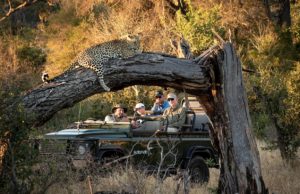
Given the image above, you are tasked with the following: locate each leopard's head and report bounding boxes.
[122,34,142,54]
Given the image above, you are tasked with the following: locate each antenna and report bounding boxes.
[77,102,82,132]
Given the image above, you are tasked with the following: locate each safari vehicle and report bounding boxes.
[37,97,219,183]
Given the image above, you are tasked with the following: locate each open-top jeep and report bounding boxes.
[37,97,219,183]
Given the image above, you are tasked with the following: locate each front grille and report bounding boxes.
[38,139,69,155]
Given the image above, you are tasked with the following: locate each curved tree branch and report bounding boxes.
[22,52,215,126]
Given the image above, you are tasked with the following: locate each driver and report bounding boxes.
[104,104,129,122]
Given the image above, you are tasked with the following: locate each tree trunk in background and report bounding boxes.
[263,0,294,162]
[263,0,272,19]
[18,43,268,193]
[131,85,142,103]
[263,0,291,28]
[278,0,291,28]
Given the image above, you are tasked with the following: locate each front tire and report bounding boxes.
[187,156,209,183]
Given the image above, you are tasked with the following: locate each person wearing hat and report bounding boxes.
[134,103,147,117]
[104,104,129,122]
[162,93,187,132]
[151,90,170,115]
[131,102,148,128]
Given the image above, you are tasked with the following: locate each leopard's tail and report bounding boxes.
[42,61,80,84]
[98,76,111,92]
[94,70,110,91]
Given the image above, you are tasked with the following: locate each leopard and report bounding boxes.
[66,35,141,91]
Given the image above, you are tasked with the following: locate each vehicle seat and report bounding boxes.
[181,109,195,132]
[193,112,211,131]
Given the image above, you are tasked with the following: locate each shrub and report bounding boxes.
[0,79,38,193]
[175,2,224,53]
[247,26,300,162]
[16,46,46,68]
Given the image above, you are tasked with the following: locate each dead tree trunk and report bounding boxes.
[20,43,267,193]
[199,43,268,193]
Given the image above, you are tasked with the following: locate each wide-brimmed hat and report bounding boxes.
[112,104,127,113]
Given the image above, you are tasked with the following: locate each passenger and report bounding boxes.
[134,103,147,117]
[131,103,148,128]
[104,104,129,122]
[151,90,170,115]
[163,93,186,132]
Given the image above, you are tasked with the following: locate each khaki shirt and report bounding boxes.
[163,104,186,129]
[104,114,128,122]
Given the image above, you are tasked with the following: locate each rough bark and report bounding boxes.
[278,0,291,28]
[20,43,268,193]
[202,43,268,193]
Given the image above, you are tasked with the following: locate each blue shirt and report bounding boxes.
[151,100,170,115]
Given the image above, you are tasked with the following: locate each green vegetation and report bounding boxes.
[175,3,224,53]
[0,0,299,193]
[17,46,46,68]
[246,25,300,162]
[0,81,37,193]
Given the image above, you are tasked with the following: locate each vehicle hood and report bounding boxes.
[44,128,130,140]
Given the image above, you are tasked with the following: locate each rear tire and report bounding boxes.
[187,156,209,183]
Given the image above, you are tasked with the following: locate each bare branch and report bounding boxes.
[0,0,38,22]
[7,0,13,12]
[212,28,225,43]
[7,140,19,191]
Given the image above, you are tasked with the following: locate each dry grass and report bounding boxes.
[258,141,300,194]
[41,141,300,194]
[44,168,219,194]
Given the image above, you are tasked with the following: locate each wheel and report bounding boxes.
[187,156,209,183]
[99,152,126,172]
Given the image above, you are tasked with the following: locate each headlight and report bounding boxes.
[78,145,86,155]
